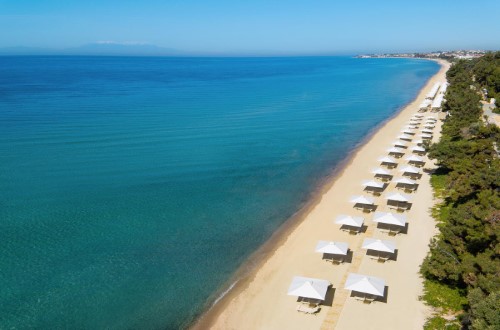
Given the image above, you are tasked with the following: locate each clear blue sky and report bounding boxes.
[0,0,498,54]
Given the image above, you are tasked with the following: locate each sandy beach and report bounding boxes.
[193,59,450,330]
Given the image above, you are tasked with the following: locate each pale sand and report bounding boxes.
[193,59,450,330]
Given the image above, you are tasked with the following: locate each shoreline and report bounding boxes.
[191,59,449,330]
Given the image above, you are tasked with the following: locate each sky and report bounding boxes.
[0,0,499,55]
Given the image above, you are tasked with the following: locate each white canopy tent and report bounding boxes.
[362,180,385,189]
[378,155,398,166]
[394,177,417,186]
[315,241,349,255]
[399,165,421,175]
[349,195,375,205]
[387,147,405,157]
[371,167,393,181]
[335,214,364,227]
[288,276,330,301]
[431,94,444,109]
[373,211,407,226]
[362,238,396,253]
[419,134,433,140]
[406,155,425,167]
[344,273,386,297]
[425,83,441,100]
[419,99,432,110]
[385,192,412,203]
[393,140,408,148]
[398,134,413,141]
[401,129,416,135]
[411,146,426,154]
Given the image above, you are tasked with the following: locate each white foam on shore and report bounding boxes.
[212,280,238,307]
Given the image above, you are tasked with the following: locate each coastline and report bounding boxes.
[191,59,450,330]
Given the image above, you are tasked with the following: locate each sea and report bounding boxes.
[0,56,439,329]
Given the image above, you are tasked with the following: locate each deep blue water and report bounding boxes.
[0,56,438,329]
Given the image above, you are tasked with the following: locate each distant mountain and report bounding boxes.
[0,43,185,56]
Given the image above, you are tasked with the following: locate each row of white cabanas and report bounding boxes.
[288,112,439,310]
[425,82,447,101]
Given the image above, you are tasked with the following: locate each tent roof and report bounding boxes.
[387,147,405,154]
[378,156,397,164]
[385,192,412,202]
[394,177,417,185]
[371,167,391,176]
[349,195,375,205]
[344,273,386,296]
[393,140,408,147]
[405,155,424,162]
[362,238,396,253]
[288,276,330,300]
[399,165,421,174]
[335,214,365,227]
[362,180,385,189]
[373,211,407,226]
[315,241,349,255]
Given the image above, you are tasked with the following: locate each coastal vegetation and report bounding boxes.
[420,52,500,329]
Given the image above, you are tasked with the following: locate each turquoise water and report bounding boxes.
[0,56,438,329]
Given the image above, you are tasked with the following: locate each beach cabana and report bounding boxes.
[419,134,433,140]
[385,192,412,211]
[371,168,393,182]
[418,99,431,112]
[425,83,440,100]
[423,123,435,129]
[399,165,421,179]
[315,241,349,264]
[362,238,396,262]
[335,215,365,234]
[344,273,386,303]
[411,146,426,155]
[392,140,408,149]
[405,154,425,167]
[378,155,398,168]
[426,116,437,121]
[387,147,405,158]
[414,114,424,118]
[400,129,416,135]
[362,180,386,195]
[349,195,376,212]
[397,134,413,141]
[373,211,407,235]
[431,94,444,111]
[421,129,433,134]
[288,276,330,312]
[394,177,418,192]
